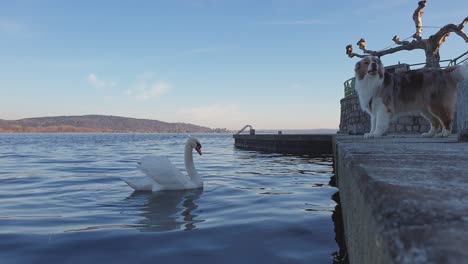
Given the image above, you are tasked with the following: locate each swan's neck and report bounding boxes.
[184,143,202,186]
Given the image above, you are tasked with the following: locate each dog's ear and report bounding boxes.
[355,61,361,73]
[378,68,384,79]
[355,61,366,80]
[377,58,384,79]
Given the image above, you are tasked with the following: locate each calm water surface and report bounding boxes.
[0,134,339,264]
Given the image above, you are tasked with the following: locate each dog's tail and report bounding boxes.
[451,62,468,82]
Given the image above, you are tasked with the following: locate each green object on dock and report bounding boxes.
[343,77,356,98]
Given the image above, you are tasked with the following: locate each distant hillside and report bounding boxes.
[0,115,227,133]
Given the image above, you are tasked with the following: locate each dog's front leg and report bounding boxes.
[364,113,376,138]
[372,105,391,138]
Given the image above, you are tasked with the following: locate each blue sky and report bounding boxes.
[1,0,467,129]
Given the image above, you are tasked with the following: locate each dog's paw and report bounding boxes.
[364,133,374,139]
[435,129,450,138]
[421,128,437,138]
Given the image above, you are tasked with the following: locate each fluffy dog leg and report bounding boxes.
[372,102,391,138]
[422,126,439,137]
[435,129,451,138]
[370,114,376,134]
[421,111,440,137]
[364,113,377,138]
[430,104,453,138]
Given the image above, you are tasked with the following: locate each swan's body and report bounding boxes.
[122,138,203,192]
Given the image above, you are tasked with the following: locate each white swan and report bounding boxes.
[122,137,203,192]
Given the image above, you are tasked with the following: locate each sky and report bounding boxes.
[1,0,467,130]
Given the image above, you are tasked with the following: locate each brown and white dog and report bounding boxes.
[354,56,468,138]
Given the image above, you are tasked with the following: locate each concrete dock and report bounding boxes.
[233,134,333,155]
[334,135,468,264]
[234,133,468,263]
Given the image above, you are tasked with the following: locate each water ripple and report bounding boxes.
[0,133,338,264]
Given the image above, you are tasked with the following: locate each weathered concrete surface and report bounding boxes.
[334,135,468,264]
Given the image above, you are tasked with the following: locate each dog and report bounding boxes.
[354,56,468,138]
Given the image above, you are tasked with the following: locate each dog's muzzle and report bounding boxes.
[368,63,378,75]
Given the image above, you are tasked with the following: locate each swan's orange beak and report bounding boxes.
[195,146,202,155]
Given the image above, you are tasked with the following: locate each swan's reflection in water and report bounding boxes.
[126,188,204,232]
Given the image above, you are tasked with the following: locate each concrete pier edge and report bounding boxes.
[334,135,468,264]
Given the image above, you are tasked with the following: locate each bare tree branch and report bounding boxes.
[456,16,468,42]
[349,40,424,58]
[392,35,410,45]
[412,1,426,40]
[356,38,366,51]
[462,16,468,27]
[346,44,367,58]
[430,17,468,44]
[354,37,425,57]
[355,38,387,56]
[370,41,425,57]
[345,2,467,68]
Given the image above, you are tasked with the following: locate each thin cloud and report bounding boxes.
[351,0,412,15]
[188,0,221,8]
[185,47,220,55]
[425,10,468,25]
[0,19,24,33]
[176,104,247,129]
[126,74,171,101]
[262,19,334,25]
[86,73,116,89]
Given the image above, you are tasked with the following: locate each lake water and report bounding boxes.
[0,133,341,264]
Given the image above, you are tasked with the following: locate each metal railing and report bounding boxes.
[236,125,254,135]
[448,51,468,66]
[343,77,356,98]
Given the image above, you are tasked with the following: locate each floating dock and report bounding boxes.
[233,134,333,155]
[234,133,468,264]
